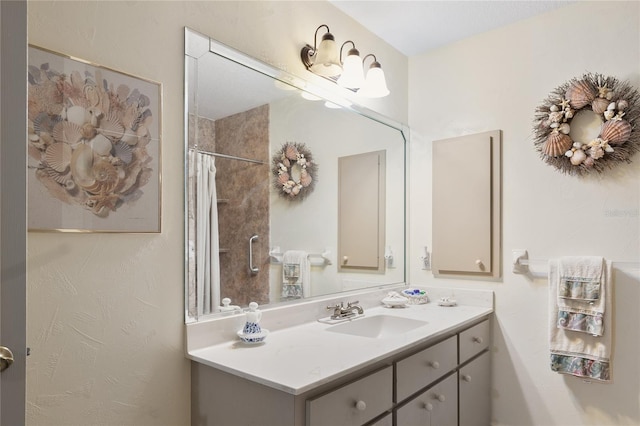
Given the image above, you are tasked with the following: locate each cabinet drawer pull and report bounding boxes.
[355,400,367,411]
[423,402,433,412]
[428,360,440,369]
[433,394,446,403]
[472,336,484,344]
[462,374,472,382]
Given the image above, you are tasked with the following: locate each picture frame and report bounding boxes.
[27,45,162,233]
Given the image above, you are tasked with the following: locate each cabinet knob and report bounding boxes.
[428,360,440,369]
[472,336,484,344]
[343,256,349,264]
[434,394,446,403]
[475,259,486,271]
[423,402,433,412]
[462,374,472,382]
[355,400,367,411]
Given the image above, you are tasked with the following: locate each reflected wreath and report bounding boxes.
[533,73,640,175]
[272,142,317,200]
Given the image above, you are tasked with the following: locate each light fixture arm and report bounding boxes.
[301,24,334,68]
[362,53,380,69]
[340,40,359,63]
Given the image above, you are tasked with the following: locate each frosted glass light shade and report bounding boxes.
[337,52,364,89]
[359,65,390,98]
[310,35,342,77]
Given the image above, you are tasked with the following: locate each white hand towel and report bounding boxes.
[549,258,613,382]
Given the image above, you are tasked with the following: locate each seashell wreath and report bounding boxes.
[27,61,155,217]
[272,142,317,200]
[533,73,640,175]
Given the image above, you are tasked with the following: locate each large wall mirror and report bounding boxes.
[184,28,407,322]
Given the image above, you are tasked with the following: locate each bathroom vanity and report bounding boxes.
[188,288,493,426]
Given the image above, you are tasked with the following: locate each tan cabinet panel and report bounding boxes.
[432,130,501,277]
[338,150,386,271]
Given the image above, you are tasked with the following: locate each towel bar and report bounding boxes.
[268,247,332,266]
[512,249,639,275]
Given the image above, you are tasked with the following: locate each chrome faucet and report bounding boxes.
[327,301,364,320]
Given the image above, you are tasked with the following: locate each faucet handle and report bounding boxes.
[347,300,360,307]
[326,302,342,311]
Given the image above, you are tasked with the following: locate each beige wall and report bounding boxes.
[409,1,640,425]
[26,1,407,425]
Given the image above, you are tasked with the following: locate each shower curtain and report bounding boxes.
[188,150,220,317]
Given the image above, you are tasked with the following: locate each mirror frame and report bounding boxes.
[184,27,409,323]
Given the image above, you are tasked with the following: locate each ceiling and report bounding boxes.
[329,1,573,56]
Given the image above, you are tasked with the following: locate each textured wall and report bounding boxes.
[409,2,640,425]
[26,2,407,425]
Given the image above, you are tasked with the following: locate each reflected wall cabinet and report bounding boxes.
[338,150,386,272]
[432,130,502,278]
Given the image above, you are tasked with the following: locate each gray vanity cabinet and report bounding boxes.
[394,318,491,426]
[191,317,491,426]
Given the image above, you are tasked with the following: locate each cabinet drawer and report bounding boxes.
[306,366,392,426]
[396,335,457,402]
[459,319,490,364]
[396,372,458,426]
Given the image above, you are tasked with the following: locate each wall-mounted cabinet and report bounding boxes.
[432,130,502,278]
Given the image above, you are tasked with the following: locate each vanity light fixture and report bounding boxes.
[300,24,342,77]
[301,25,390,98]
[337,41,364,89]
[358,54,390,98]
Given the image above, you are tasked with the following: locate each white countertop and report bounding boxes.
[187,300,493,395]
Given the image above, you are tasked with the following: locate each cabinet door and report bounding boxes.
[432,130,501,277]
[338,150,385,271]
[459,351,491,426]
[396,373,458,426]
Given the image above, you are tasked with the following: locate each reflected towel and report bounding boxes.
[549,258,613,381]
[281,250,310,299]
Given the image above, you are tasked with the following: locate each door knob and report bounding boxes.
[0,346,14,372]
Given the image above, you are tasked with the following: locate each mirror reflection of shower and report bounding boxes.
[188,105,270,317]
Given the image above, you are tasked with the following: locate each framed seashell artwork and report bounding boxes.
[27,45,162,232]
[533,72,640,176]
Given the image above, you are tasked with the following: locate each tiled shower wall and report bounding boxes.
[193,104,270,309]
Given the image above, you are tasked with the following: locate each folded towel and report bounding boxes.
[558,257,605,315]
[281,250,310,299]
[549,258,613,382]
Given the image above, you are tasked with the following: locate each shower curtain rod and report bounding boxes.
[189,147,266,165]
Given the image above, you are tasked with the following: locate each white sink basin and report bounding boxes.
[326,314,428,338]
